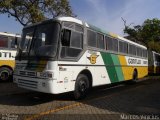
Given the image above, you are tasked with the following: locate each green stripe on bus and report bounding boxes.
[111,54,124,82]
[101,52,124,83]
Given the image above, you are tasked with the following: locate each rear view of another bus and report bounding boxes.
[148,51,160,74]
[0,32,20,81]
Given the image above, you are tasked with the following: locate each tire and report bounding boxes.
[0,67,12,81]
[74,74,90,100]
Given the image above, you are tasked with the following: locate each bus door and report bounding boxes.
[59,22,84,91]
[59,67,74,92]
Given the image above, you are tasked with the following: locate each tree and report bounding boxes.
[123,18,160,53]
[0,0,74,26]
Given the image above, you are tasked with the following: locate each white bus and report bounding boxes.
[148,51,160,74]
[0,32,21,81]
[13,17,148,99]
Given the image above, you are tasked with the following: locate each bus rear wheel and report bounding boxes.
[0,67,12,81]
[74,74,90,100]
[132,70,138,83]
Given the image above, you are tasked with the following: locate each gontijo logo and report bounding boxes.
[0,52,15,58]
[87,54,99,64]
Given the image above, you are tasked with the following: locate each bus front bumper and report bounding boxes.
[13,75,64,94]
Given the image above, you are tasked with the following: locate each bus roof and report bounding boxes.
[117,36,147,49]
[56,17,83,25]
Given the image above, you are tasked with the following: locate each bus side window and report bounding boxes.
[97,33,105,49]
[61,29,71,47]
[0,36,8,48]
[87,30,96,47]
[70,31,83,48]
[129,44,136,56]
[11,36,17,49]
[119,41,128,54]
[60,28,83,59]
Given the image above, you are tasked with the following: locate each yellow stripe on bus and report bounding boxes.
[0,60,15,68]
[118,55,132,80]
[109,32,118,38]
[137,67,148,78]
[118,55,148,80]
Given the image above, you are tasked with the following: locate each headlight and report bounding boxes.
[39,71,54,79]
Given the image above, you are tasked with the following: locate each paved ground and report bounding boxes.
[0,76,160,120]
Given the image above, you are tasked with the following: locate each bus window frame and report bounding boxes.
[59,22,85,61]
[0,35,19,50]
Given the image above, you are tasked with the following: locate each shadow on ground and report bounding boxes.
[0,76,159,115]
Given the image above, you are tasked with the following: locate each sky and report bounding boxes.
[0,0,160,36]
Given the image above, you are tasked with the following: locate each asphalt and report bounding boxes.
[0,76,160,120]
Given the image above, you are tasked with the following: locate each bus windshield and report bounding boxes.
[19,22,60,58]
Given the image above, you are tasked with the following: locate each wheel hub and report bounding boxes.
[0,71,9,81]
[79,81,87,93]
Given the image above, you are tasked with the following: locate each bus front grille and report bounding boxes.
[18,79,38,89]
[27,71,37,77]
[19,71,37,77]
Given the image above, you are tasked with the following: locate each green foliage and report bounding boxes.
[124,18,160,53]
[0,0,74,26]
[148,41,160,52]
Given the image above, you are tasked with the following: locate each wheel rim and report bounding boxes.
[0,71,9,81]
[79,80,87,93]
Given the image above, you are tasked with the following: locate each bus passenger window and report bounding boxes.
[87,30,96,47]
[0,36,8,48]
[129,44,136,56]
[137,47,143,57]
[70,31,83,48]
[97,33,105,49]
[113,39,118,52]
[105,36,115,51]
[106,37,118,52]
[11,36,18,49]
[119,41,128,54]
[60,29,83,59]
[10,37,15,48]
[61,29,71,46]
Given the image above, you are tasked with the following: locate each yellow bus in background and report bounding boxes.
[148,51,160,74]
[0,32,21,81]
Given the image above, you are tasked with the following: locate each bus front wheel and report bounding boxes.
[74,74,89,100]
[0,67,12,81]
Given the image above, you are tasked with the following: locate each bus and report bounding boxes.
[148,51,160,74]
[13,17,148,99]
[0,32,21,81]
